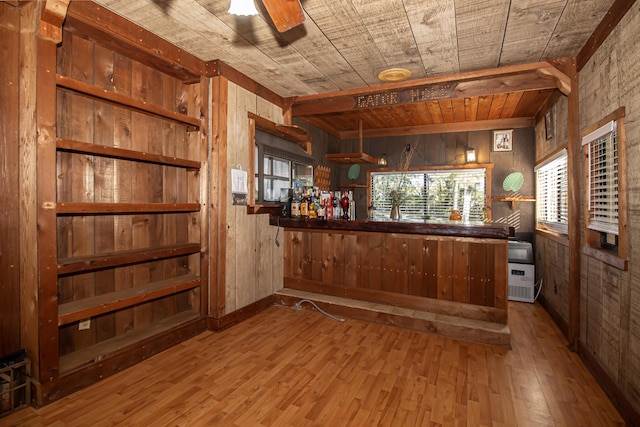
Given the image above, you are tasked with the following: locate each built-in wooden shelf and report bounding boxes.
[492,195,535,210]
[249,112,311,152]
[58,275,201,326]
[247,204,281,215]
[59,310,200,373]
[339,183,367,188]
[56,74,201,130]
[56,202,201,215]
[57,243,201,276]
[56,139,201,169]
[325,152,377,164]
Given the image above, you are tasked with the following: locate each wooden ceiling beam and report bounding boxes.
[292,63,562,117]
[40,0,70,43]
[337,117,534,140]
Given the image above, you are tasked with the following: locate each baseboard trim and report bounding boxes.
[208,294,276,332]
[536,294,569,337]
[578,340,640,426]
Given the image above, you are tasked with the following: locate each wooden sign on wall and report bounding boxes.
[353,83,458,109]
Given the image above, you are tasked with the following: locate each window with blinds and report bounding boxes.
[535,149,568,234]
[371,168,486,221]
[582,120,618,235]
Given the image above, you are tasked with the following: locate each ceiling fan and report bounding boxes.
[231,0,305,32]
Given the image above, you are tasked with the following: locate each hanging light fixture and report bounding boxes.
[377,153,388,166]
[466,147,476,163]
[228,0,258,16]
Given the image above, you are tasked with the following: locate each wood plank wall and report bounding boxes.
[536,2,640,418]
[222,80,284,314]
[0,1,21,357]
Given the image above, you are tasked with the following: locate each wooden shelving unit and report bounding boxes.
[325,120,378,164]
[33,25,209,390]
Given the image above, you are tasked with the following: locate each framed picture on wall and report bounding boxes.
[493,129,513,152]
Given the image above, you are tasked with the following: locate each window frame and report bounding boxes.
[535,147,569,235]
[366,163,493,222]
[247,114,313,212]
[581,107,627,270]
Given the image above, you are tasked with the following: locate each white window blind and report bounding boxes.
[582,121,618,235]
[535,149,568,234]
[371,168,486,221]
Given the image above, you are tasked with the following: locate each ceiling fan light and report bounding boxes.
[228,0,259,16]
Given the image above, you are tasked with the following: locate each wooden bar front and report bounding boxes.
[274,218,512,325]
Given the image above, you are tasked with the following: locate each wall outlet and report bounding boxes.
[79,319,91,330]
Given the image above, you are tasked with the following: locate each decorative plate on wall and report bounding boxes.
[348,164,360,180]
[503,172,524,192]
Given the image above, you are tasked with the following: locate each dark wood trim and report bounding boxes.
[208,295,277,331]
[35,33,60,387]
[566,59,581,350]
[212,60,287,109]
[40,318,207,405]
[337,117,534,139]
[64,1,206,82]
[578,340,640,427]
[536,295,569,338]
[577,0,637,71]
[212,76,228,318]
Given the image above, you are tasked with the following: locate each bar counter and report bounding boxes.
[270,216,514,239]
[272,216,514,333]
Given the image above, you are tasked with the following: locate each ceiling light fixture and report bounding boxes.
[378,68,411,83]
[228,0,258,16]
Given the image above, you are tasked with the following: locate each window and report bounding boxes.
[581,107,627,269]
[254,131,313,203]
[535,148,568,234]
[370,167,488,221]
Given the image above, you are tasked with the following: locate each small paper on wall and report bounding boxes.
[231,167,248,205]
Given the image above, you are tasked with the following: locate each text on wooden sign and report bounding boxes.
[353,83,458,109]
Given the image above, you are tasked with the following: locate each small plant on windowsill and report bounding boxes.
[386,139,419,219]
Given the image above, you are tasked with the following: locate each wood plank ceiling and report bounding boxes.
[92,0,618,138]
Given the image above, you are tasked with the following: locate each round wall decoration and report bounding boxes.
[348,164,361,180]
[503,172,524,192]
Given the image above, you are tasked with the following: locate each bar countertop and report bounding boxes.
[270,217,515,239]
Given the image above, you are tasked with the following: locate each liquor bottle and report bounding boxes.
[348,190,355,221]
[300,188,308,218]
[291,186,300,218]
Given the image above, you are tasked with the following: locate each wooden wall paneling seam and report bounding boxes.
[35,33,60,385]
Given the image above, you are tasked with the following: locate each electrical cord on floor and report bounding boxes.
[295,299,346,323]
[275,217,280,247]
[534,278,543,302]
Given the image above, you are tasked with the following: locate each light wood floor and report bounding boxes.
[2,302,624,426]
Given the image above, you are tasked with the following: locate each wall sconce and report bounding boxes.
[466,148,476,163]
[229,0,258,16]
[377,153,388,166]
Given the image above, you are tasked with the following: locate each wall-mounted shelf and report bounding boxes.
[492,195,535,210]
[325,152,377,164]
[339,183,367,188]
[325,120,377,164]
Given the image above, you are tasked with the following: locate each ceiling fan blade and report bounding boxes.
[261,0,305,32]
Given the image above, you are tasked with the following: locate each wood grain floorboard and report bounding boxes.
[1,302,624,426]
